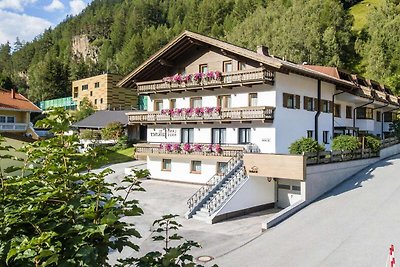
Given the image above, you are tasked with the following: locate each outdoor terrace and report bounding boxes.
[135,67,274,95]
[127,106,274,124]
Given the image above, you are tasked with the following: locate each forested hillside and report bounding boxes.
[0,0,399,103]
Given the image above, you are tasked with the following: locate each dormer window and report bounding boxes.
[223,61,232,72]
[238,61,246,71]
[199,64,208,74]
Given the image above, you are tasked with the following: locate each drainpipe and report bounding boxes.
[382,107,400,139]
[353,99,375,136]
[315,80,321,142]
[332,90,345,139]
[371,103,389,140]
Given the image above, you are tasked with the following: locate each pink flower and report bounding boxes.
[194,107,204,116]
[206,71,214,80]
[205,107,214,113]
[173,143,181,152]
[193,73,203,82]
[214,144,222,153]
[194,144,202,152]
[162,76,172,83]
[159,144,164,149]
[214,71,222,80]
[183,143,192,152]
[206,144,213,152]
[172,74,182,83]
[165,143,173,152]
[185,108,194,115]
[215,106,221,113]
[182,74,192,83]
[176,108,183,114]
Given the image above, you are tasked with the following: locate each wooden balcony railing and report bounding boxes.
[136,68,274,94]
[388,94,399,105]
[127,106,274,124]
[135,143,244,158]
[0,123,27,131]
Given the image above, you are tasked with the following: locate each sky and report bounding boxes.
[0,0,93,45]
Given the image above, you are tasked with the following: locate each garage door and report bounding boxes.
[277,180,302,208]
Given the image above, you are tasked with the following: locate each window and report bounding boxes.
[238,128,251,144]
[94,99,97,105]
[190,97,202,108]
[191,161,202,174]
[100,98,103,104]
[212,128,226,144]
[94,82,100,88]
[376,111,381,122]
[169,99,176,109]
[90,91,93,97]
[321,100,332,113]
[278,184,290,190]
[357,107,373,119]
[292,185,301,191]
[0,116,5,123]
[73,87,78,98]
[82,84,88,90]
[217,95,231,108]
[304,96,314,111]
[283,93,300,109]
[216,162,228,175]
[334,104,341,118]
[199,64,208,74]
[307,130,313,138]
[249,93,258,107]
[181,128,194,143]
[384,112,396,122]
[154,100,163,111]
[323,131,329,144]
[223,61,233,72]
[346,106,352,119]
[238,61,246,71]
[162,159,171,171]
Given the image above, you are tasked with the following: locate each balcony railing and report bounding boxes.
[128,106,274,124]
[135,143,245,158]
[136,68,274,94]
[0,123,27,131]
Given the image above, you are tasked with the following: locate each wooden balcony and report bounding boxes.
[0,123,27,132]
[135,143,244,158]
[388,94,399,105]
[127,106,274,124]
[135,68,274,95]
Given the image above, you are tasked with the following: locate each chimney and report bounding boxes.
[257,45,269,56]
[11,88,15,99]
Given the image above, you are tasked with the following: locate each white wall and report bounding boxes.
[147,156,225,184]
[214,176,275,216]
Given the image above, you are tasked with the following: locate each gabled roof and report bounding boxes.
[72,110,131,129]
[118,30,283,87]
[0,89,41,112]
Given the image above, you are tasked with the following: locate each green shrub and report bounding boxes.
[101,122,124,140]
[289,137,325,154]
[364,135,381,152]
[332,135,360,151]
[80,129,101,140]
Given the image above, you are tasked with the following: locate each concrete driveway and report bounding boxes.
[103,161,279,265]
[211,155,400,267]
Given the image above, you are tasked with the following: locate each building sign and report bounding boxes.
[150,128,177,139]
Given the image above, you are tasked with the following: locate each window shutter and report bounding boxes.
[295,95,300,109]
[329,101,334,113]
[283,93,288,108]
[303,96,308,110]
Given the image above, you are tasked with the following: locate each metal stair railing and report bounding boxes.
[206,166,247,215]
[187,152,243,213]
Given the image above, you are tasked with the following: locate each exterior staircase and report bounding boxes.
[185,152,248,223]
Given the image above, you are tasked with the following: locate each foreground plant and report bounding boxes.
[0,108,144,266]
[117,214,203,267]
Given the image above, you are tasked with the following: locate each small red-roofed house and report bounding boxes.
[0,88,42,139]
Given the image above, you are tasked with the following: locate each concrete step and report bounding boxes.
[195,210,209,217]
[192,214,211,223]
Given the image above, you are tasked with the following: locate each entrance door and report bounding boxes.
[277,179,302,208]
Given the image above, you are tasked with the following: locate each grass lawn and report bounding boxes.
[93,146,136,169]
[0,138,27,174]
[350,0,383,31]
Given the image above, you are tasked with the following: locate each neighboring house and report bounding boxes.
[0,89,42,139]
[72,110,146,142]
[39,97,77,110]
[117,31,400,222]
[72,73,138,110]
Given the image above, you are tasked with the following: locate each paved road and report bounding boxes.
[212,155,400,267]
